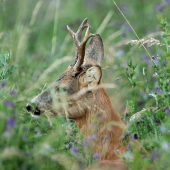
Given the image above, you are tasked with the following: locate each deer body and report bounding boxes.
[74,85,126,160]
[26,19,144,170]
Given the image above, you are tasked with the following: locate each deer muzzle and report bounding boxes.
[26,89,53,118]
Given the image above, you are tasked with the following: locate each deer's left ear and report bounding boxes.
[84,34,104,66]
[86,66,102,89]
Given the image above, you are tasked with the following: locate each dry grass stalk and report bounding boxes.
[127,38,170,48]
[129,107,165,121]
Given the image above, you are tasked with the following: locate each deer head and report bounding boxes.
[26,18,104,120]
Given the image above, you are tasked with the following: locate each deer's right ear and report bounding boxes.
[86,66,102,89]
[84,34,104,66]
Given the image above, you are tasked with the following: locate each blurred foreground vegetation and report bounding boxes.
[0,0,170,169]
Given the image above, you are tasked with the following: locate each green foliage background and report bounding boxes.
[0,0,170,169]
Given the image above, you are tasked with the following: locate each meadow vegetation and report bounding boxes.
[0,0,170,169]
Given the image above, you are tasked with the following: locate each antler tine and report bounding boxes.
[67,18,90,42]
[67,18,94,72]
[76,18,90,41]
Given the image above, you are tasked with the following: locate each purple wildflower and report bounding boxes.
[155,120,160,126]
[121,32,126,38]
[156,5,163,11]
[167,80,170,84]
[165,107,170,114]
[153,72,158,77]
[133,133,138,139]
[0,82,6,88]
[70,147,79,152]
[162,68,166,73]
[71,131,74,135]
[157,88,165,94]
[10,90,17,96]
[66,144,69,148]
[98,114,103,120]
[69,142,73,146]
[136,121,140,126]
[7,118,15,128]
[83,140,89,147]
[127,27,132,32]
[152,57,156,60]
[88,134,96,140]
[3,101,14,108]
[157,54,160,57]
[70,120,75,123]
[93,153,100,159]
[66,142,74,149]
[163,0,168,6]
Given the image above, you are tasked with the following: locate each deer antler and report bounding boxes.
[67,18,94,72]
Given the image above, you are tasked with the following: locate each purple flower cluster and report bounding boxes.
[70,147,79,152]
[127,27,132,32]
[156,0,168,12]
[3,101,14,108]
[133,133,138,139]
[93,153,100,159]
[88,134,96,140]
[3,118,15,138]
[66,141,74,149]
[155,120,160,126]
[0,81,6,88]
[10,90,17,96]
[7,118,15,128]
[157,88,165,94]
[165,108,170,114]
[153,72,158,77]
[83,140,89,147]
[98,113,103,120]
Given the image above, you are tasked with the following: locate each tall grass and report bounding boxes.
[0,0,170,169]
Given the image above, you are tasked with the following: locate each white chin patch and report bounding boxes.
[30,113,40,119]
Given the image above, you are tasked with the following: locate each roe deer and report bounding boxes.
[26,18,148,170]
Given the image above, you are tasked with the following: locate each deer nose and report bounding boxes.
[26,103,41,116]
[26,104,32,112]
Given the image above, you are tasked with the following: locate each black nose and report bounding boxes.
[26,104,32,112]
[34,107,41,115]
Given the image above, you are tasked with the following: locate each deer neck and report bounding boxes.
[74,83,126,160]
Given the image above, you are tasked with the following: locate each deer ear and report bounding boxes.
[86,66,102,89]
[84,34,104,66]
